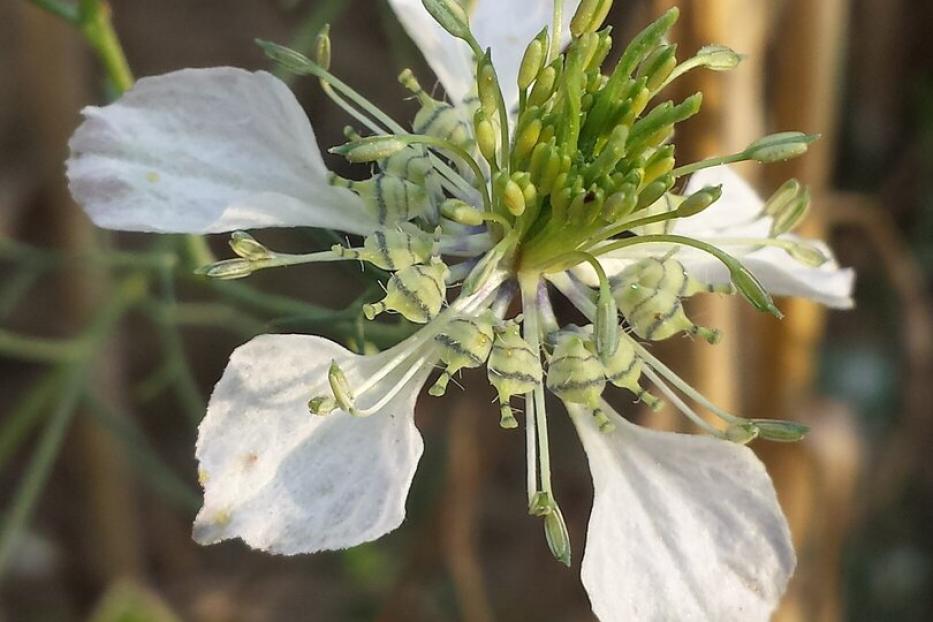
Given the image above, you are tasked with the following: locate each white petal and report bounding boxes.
[387,0,574,110]
[677,165,770,237]
[676,237,856,308]
[193,333,428,554]
[570,405,795,622]
[67,67,376,235]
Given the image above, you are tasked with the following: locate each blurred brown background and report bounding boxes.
[1,0,932,620]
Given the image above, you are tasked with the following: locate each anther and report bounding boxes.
[546,333,606,410]
[487,321,542,430]
[363,258,449,324]
[430,312,496,397]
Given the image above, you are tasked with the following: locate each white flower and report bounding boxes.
[64,2,855,620]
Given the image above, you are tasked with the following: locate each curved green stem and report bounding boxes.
[78,0,134,93]
[25,0,79,22]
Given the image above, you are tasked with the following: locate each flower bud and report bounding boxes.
[474,111,498,163]
[750,419,810,442]
[569,31,601,71]
[314,25,331,70]
[528,64,558,107]
[528,141,552,181]
[331,136,408,163]
[328,361,357,415]
[229,231,272,261]
[195,258,254,280]
[638,44,678,91]
[745,132,819,163]
[642,144,675,185]
[626,79,651,119]
[676,184,722,217]
[729,262,783,318]
[514,118,543,163]
[518,30,547,90]
[635,174,673,210]
[502,178,526,216]
[441,198,485,226]
[694,45,742,71]
[544,503,572,567]
[478,56,499,117]
[628,93,701,155]
[595,287,619,364]
[602,186,638,221]
[786,242,829,267]
[588,28,614,72]
[763,178,802,217]
[571,0,613,38]
[771,188,811,236]
[421,0,472,41]
[257,40,314,75]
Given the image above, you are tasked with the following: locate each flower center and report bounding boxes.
[197,0,824,566]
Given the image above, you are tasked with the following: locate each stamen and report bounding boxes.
[670,132,819,178]
[258,40,407,135]
[634,370,725,437]
[708,237,829,267]
[655,44,742,93]
[586,233,781,317]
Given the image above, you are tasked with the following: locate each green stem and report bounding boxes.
[0,372,62,473]
[671,151,747,178]
[78,0,134,94]
[24,0,80,23]
[159,302,266,337]
[83,392,200,511]
[589,233,733,265]
[151,265,205,424]
[587,203,682,247]
[0,274,147,580]
[0,329,88,363]
[0,364,85,580]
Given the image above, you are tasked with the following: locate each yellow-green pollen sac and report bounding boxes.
[332,223,437,271]
[381,144,435,186]
[343,124,434,186]
[614,257,725,343]
[487,321,543,429]
[545,333,614,432]
[602,334,662,411]
[399,69,474,155]
[363,258,449,324]
[330,173,431,225]
[429,311,497,396]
